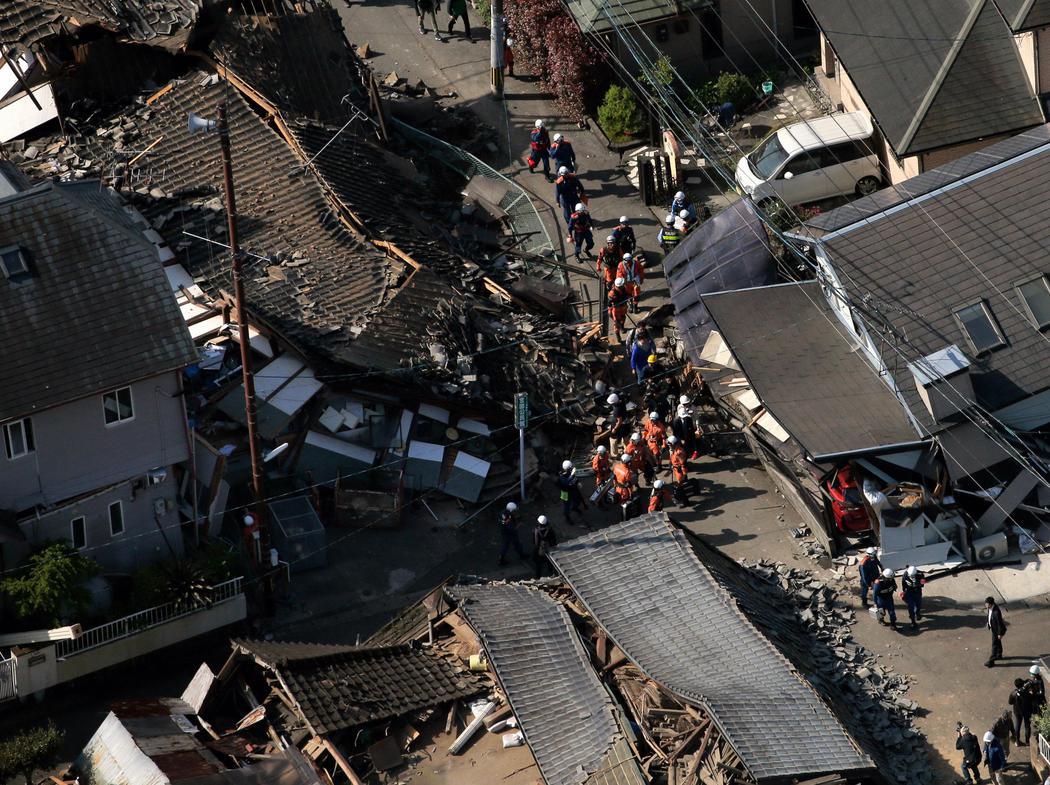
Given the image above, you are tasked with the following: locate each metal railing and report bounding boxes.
[1039,733,1050,767]
[392,118,556,258]
[0,657,15,702]
[55,577,243,659]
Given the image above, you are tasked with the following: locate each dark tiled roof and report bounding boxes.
[0,0,201,52]
[447,584,645,785]
[703,282,920,458]
[549,514,873,782]
[0,183,196,421]
[802,124,1050,233]
[806,0,1043,156]
[236,639,483,735]
[813,141,1050,426]
[564,0,711,33]
[995,0,1050,29]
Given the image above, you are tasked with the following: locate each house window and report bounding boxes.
[2,417,33,459]
[699,1,723,59]
[954,301,1006,353]
[108,501,124,536]
[71,517,86,550]
[103,386,134,425]
[0,245,29,280]
[1017,276,1050,329]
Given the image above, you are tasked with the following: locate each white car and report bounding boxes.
[735,112,882,206]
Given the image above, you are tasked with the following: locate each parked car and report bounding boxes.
[735,111,882,206]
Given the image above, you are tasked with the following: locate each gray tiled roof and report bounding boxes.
[703,282,920,458]
[447,584,645,785]
[563,0,711,34]
[805,0,1043,156]
[995,0,1050,29]
[549,514,873,782]
[0,183,196,421]
[812,137,1050,428]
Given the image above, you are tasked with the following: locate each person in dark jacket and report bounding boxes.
[986,596,1006,667]
[612,216,636,254]
[496,501,525,566]
[1011,677,1033,745]
[532,515,557,578]
[983,730,1006,785]
[901,565,925,629]
[550,133,577,172]
[556,460,585,525]
[1027,664,1046,712]
[992,709,1014,757]
[415,0,441,37]
[554,168,585,223]
[629,332,655,383]
[956,725,981,784]
[446,0,471,40]
[858,547,881,608]
[872,567,898,629]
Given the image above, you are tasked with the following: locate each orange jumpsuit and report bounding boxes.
[612,461,635,503]
[648,485,671,512]
[616,255,645,306]
[591,452,611,486]
[596,245,620,286]
[670,444,688,484]
[644,420,667,465]
[608,285,630,337]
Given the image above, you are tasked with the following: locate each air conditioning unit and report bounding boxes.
[146,467,168,486]
[974,532,1008,563]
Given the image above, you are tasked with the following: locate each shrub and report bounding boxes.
[691,71,757,113]
[474,0,491,24]
[2,543,98,626]
[0,722,63,785]
[1036,704,1050,741]
[597,84,643,142]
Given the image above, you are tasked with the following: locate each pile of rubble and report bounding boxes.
[743,559,932,785]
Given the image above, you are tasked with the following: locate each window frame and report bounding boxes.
[108,500,125,537]
[2,416,34,459]
[71,516,86,550]
[0,245,29,280]
[102,386,135,426]
[953,300,1007,355]
[1015,275,1050,330]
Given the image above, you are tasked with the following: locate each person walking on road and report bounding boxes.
[901,565,925,629]
[551,133,577,172]
[648,479,670,512]
[612,216,636,253]
[983,730,1007,785]
[956,725,982,785]
[528,119,550,177]
[630,332,654,384]
[446,0,472,40]
[992,709,1013,758]
[556,460,586,525]
[532,515,557,578]
[658,214,682,255]
[986,596,1006,667]
[596,235,620,287]
[608,278,630,341]
[872,567,898,630]
[554,167,585,223]
[415,0,442,38]
[617,252,645,312]
[591,445,611,506]
[496,501,525,566]
[858,547,880,608]
[1010,677,1033,745]
[567,203,594,259]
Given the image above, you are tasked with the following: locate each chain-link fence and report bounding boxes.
[393,118,556,258]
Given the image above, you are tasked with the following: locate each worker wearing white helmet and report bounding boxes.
[872,567,899,629]
[609,275,630,340]
[535,119,544,128]
[551,131,576,172]
[532,513,557,577]
[901,565,925,629]
[555,163,585,221]
[658,213,682,254]
[612,215,636,253]
[648,478,669,512]
[558,165,569,176]
[617,249,644,312]
[1029,664,1047,710]
[671,190,695,221]
[984,730,1007,779]
[645,410,668,469]
[592,444,612,502]
[528,119,551,178]
[680,394,690,405]
[597,235,620,287]
[553,132,562,142]
[859,547,881,608]
[624,430,653,484]
[567,198,594,259]
[674,208,695,234]
[497,499,525,566]
[557,458,583,524]
[667,434,678,444]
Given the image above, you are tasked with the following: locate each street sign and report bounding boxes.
[514,392,529,429]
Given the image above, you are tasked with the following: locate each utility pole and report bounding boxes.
[208,104,275,613]
[489,0,504,97]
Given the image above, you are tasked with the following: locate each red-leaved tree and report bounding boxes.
[505,0,609,120]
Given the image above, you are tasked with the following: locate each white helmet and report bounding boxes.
[674,190,685,200]
[653,479,664,489]
[537,514,548,526]
[882,568,894,578]
[561,460,573,471]
[679,209,689,219]
[667,435,678,444]
[575,202,586,212]
[906,565,917,577]
[558,166,569,175]
[506,501,518,512]
[614,276,625,287]
[619,215,629,223]
[553,133,563,142]
[649,411,660,421]
[607,393,620,404]
[535,119,544,128]
[606,234,616,243]
[665,214,675,224]
[622,252,632,261]
[983,731,995,743]
[506,37,514,46]
[865,547,877,556]
[679,395,690,405]
[1031,665,1041,675]
[620,453,631,463]
[630,432,642,443]
[596,445,607,455]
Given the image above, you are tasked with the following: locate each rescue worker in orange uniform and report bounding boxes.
[596,235,620,287]
[612,453,636,506]
[608,277,630,340]
[591,445,611,506]
[616,252,645,313]
[648,479,671,512]
[625,432,655,485]
[644,411,668,471]
[668,434,689,504]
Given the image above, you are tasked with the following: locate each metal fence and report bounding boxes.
[55,577,244,659]
[1040,733,1050,767]
[0,657,15,702]
[393,118,556,258]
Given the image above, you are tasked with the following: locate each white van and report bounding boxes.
[735,112,882,206]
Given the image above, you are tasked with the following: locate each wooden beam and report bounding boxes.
[322,738,367,785]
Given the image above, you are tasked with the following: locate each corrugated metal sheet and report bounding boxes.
[77,712,168,785]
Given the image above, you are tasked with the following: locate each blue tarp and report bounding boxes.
[663,198,777,362]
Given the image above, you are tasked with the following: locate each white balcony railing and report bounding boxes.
[0,657,15,702]
[55,577,243,659]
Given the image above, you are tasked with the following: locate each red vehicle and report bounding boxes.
[827,465,872,533]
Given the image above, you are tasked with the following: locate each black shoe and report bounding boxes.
[985,660,995,668]
[911,621,918,629]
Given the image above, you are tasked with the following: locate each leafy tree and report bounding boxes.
[640,55,675,91]
[0,722,64,785]
[2,543,97,626]
[598,84,643,142]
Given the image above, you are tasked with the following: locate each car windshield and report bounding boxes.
[748,134,789,179]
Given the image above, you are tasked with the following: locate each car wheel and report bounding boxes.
[855,176,880,196]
